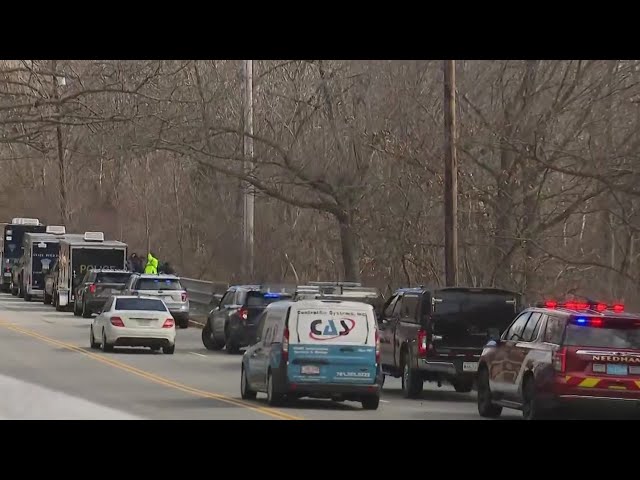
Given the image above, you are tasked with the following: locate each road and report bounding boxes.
[0,293,520,420]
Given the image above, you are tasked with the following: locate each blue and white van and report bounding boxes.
[241,296,382,410]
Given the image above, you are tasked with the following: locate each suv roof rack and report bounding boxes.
[235,284,297,294]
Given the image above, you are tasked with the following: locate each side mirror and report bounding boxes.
[485,339,499,348]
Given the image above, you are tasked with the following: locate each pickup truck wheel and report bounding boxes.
[452,378,474,393]
[401,353,424,398]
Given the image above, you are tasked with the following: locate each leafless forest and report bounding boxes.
[1,60,639,305]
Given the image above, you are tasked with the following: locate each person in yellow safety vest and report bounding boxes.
[144,252,159,274]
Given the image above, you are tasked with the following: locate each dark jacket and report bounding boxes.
[128,257,144,273]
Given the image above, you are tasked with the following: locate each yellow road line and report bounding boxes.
[0,321,302,421]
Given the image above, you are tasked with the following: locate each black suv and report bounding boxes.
[378,286,521,397]
[202,285,293,354]
[73,269,132,317]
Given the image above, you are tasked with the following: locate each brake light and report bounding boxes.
[553,347,567,373]
[110,316,125,327]
[162,318,175,328]
[417,329,428,357]
[282,327,289,362]
[89,284,96,294]
[238,307,248,321]
[181,292,188,302]
[375,329,380,363]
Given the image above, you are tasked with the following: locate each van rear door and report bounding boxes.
[288,302,377,385]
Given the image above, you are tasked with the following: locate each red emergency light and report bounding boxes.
[542,300,624,313]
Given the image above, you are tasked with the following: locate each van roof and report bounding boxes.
[273,298,376,310]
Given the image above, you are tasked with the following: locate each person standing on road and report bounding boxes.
[128,253,143,273]
[159,261,175,275]
[144,252,159,274]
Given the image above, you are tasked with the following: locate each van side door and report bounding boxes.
[246,312,267,386]
[254,311,282,388]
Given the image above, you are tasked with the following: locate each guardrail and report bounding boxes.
[181,277,229,318]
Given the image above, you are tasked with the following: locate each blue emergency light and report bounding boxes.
[263,293,281,298]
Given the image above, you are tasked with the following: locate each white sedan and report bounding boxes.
[89,295,176,354]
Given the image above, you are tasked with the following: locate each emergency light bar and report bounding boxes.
[540,300,624,313]
[83,231,104,242]
[11,217,40,225]
[46,225,66,235]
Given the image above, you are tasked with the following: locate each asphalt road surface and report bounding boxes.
[0,293,521,420]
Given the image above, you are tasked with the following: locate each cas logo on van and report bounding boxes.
[310,318,356,341]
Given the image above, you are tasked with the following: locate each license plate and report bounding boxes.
[3,272,10,277]
[607,363,628,376]
[463,362,478,372]
[137,320,152,327]
[301,365,320,375]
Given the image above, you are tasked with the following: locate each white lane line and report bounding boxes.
[0,372,143,420]
[189,351,208,358]
[189,319,205,327]
[380,400,390,403]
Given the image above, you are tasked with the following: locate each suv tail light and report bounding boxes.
[238,307,248,321]
[282,327,289,362]
[553,347,567,373]
[110,316,125,327]
[163,318,175,328]
[417,329,428,357]
[375,330,380,363]
[89,284,96,294]
[181,292,188,302]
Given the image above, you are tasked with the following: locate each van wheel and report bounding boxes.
[10,284,18,296]
[401,353,423,398]
[201,322,223,350]
[477,368,502,418]
[266,370,284,406]
[24,289,32,302]
[17,282,23,298]
[43,292,52,305]
[361,395,380,410]
[241,366,257,400]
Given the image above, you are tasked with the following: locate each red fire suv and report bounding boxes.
[477,300,640,420]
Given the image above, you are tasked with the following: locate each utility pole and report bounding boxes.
[443,60,458,286]
[242,60,255,281]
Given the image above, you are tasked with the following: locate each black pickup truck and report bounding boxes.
[378,286,521,398]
